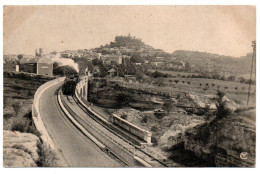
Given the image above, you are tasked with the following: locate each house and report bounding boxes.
[124,75,136,83]
[101,55,123,65]
[108,68,116,77]
[4,61,19,72]
[20,57,53,76]
[151,62,163,67]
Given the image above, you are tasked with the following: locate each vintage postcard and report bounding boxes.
[3,5,256,167]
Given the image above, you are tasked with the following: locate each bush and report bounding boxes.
[120,114,128,120]
[215,91,231,120]
[154,110,166,119]
[12,101,21,114]
[141,116,148,123]
[36,142,58,167]
[151,137,158,146]
[151,126,158,132]
[162,100,174,114]
[11,118,41,137]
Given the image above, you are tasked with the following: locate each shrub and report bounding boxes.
[151,126,158,132]
[36,142,58,167]
[4,112,15,119]
[155,78,164,86]
[174,80,179,84]
[151,137,158,146]
[154,110,166,119]
[120,114,128,120]
[11,118,41,137]
[215,91,231,120]
[3,98,8,108]
[12,101,21,114]
[162,100,174,114]
[27,89,33,97]
[141,116,148,123]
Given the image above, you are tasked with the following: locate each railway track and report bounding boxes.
[68,94,169,167]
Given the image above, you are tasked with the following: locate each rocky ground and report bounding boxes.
[184,109,256,167]
[88,78,255,167]
[4,130,40,167]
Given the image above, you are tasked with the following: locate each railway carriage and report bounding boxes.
[62,75,79,95]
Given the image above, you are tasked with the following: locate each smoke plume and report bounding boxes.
[52,53,79,72]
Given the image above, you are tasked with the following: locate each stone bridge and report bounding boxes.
[74,75,152,145]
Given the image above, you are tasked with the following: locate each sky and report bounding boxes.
[3,5,256,57]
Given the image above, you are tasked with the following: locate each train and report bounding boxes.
[62,75,79,95]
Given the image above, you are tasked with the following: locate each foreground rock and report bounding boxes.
[184,109,256,167]
[3,130,40,167]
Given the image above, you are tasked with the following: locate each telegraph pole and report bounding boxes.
[247,41,256,106]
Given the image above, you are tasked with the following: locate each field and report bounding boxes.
[164,77,255,93]
[148,70,200,77]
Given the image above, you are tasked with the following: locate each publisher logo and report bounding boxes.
[240,152,248,159]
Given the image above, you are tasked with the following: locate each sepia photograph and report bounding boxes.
[2,5,256,168]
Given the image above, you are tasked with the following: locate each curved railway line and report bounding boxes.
[65,93,170,167]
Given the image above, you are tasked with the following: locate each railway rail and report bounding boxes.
[70,93,169,167]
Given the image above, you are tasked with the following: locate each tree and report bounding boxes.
[17,54,23,60]
[162,100,174,114]
[130,53,144,63]
[92,58,103,66]
[174,80,179,85]
[53,62,59,69]
[212,84,215,88]
[215,91,231,120]
[239,77,246,83]
[187,81,191,85]
[141,116,148,123]
[155,78,164,86]
[120,115,128,120]
[227,75,236,81]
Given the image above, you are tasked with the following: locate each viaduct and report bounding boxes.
[31,74,163,167]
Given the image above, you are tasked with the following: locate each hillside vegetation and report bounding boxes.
[3,72,59,167]
[171,50,254,76]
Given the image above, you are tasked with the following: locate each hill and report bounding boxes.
[171,50,254,76]
[95,34,171,58]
